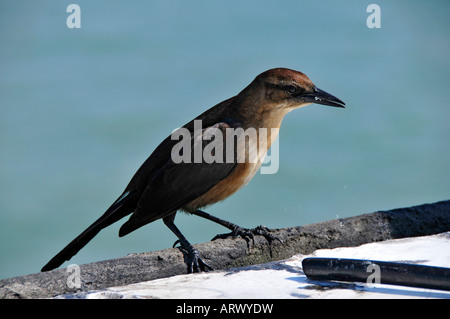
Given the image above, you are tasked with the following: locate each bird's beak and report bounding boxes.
[301,86,345,108]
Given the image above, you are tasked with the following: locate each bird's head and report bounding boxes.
[236,68,345,124]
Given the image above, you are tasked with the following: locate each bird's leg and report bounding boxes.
[163,216,213,273]
[192,210,283,251]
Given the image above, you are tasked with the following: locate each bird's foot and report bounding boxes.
[187,247,214,274]
[212,225,283,253]
[173,240,214,273]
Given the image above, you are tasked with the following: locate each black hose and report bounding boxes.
[302,257,450,291]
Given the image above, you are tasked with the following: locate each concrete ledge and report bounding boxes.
[1,200,449,299]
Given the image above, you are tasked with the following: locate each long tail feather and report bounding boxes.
[41,191,136,272]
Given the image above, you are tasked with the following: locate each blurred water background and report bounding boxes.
[1,1,449,279]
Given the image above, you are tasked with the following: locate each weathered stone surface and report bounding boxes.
[1,200,449,299]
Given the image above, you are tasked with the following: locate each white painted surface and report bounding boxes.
[60,232,450,299]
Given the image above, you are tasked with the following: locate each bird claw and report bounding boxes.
[212,225,283,254]
[187,248,214,274]
[252,225,283,245]
[212,226,255,245]
[174,241,214,273]
[172,239,181,248]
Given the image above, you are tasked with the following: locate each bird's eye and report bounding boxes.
[284,85,297,94]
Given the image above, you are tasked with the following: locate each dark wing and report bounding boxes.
[118,121,239,236]
[42,97,239,271]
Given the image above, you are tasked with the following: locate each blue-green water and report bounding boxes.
[1,1,449,279]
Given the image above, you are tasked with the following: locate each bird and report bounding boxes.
[41,68,345,273]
